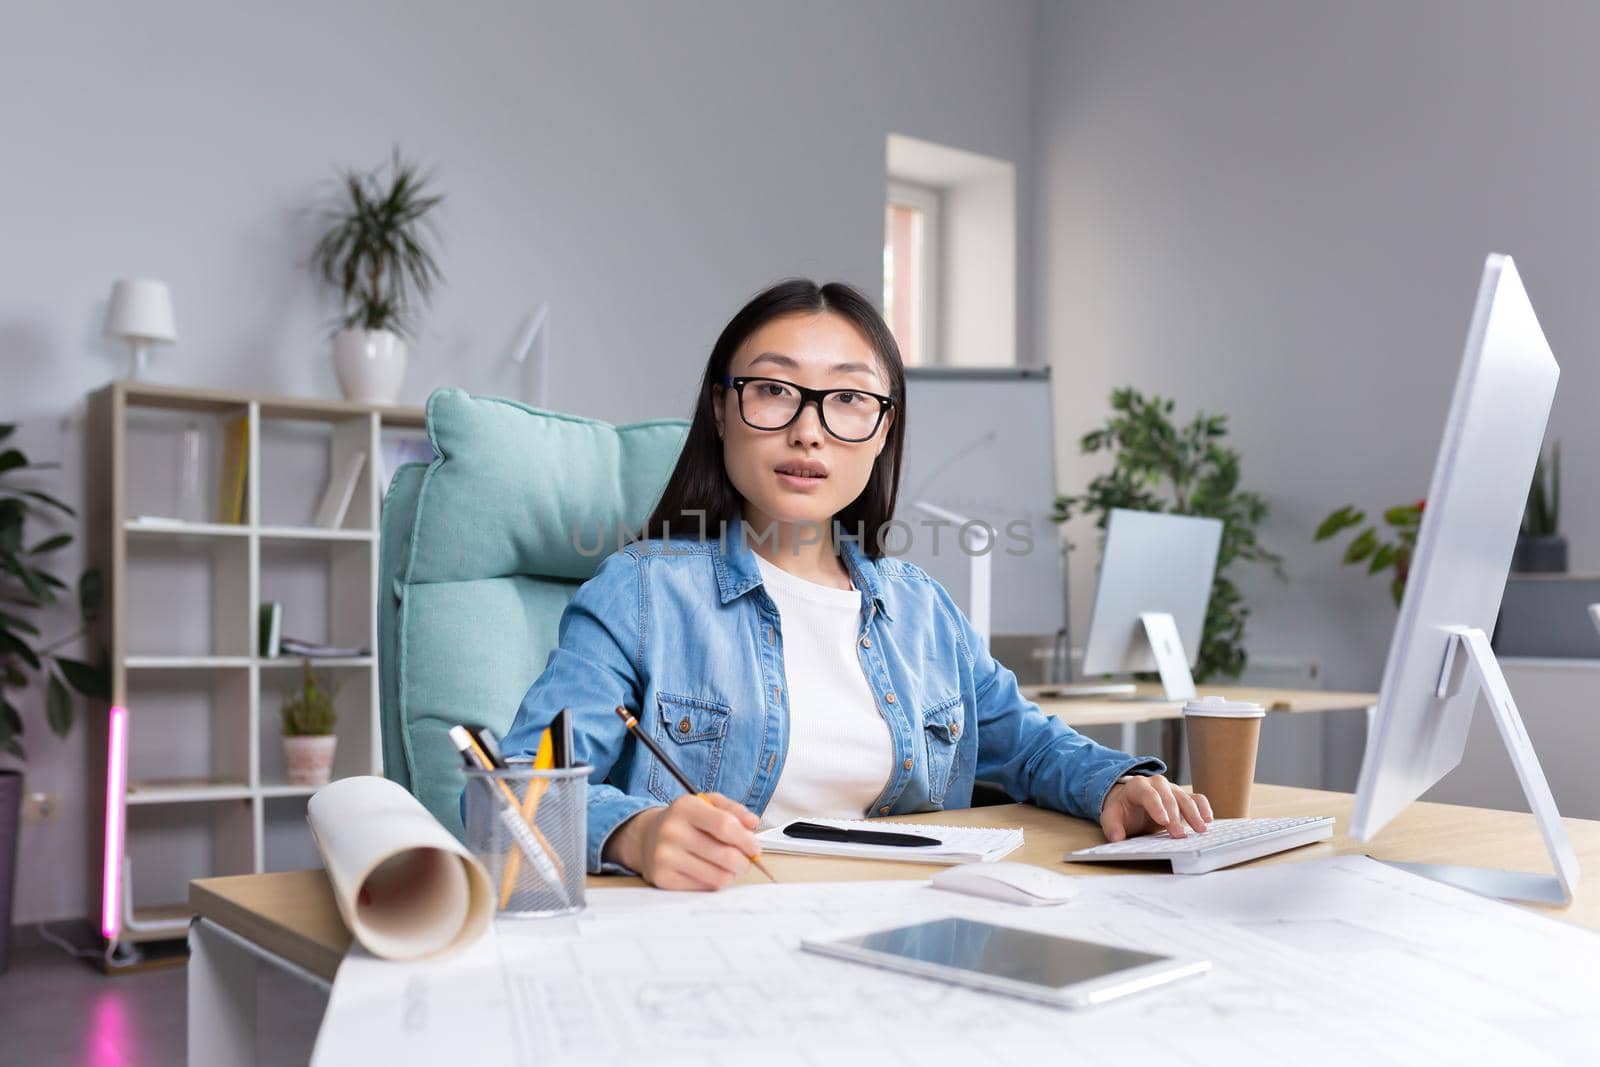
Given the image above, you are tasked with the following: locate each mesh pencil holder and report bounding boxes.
[463,764,590,919]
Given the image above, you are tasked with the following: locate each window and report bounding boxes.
[884,180,941,366]
[886,134,1017,367]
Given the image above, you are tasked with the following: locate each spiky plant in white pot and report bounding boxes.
[311,147,444,404]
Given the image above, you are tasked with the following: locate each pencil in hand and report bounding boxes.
[614,705,777,883]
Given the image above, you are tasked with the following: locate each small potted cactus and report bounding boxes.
[281,664,340,786]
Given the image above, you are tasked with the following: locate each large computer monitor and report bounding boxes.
[1078,509,1223,700]
[1350,253,1578,904]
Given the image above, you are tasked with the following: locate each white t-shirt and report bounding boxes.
[753,552,895,830]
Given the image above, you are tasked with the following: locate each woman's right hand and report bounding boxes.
[608,793,762,890]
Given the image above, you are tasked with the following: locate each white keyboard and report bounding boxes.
[1066,816,1336,874]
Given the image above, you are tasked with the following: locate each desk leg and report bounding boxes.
[1119,722,1137,757]
[189,917,258,1067]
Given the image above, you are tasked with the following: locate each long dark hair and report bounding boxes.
[640,278,906,558]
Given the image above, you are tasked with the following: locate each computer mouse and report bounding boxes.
[930,862,1080,907]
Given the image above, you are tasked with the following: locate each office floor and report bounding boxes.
[0,935,326,1066]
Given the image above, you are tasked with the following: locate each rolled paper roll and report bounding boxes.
[308,776,493,960]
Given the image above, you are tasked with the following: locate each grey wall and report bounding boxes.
[1035,2,1600,783]
[3,0,1040,924]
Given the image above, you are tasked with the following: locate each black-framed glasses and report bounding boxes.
[719,375,896,443]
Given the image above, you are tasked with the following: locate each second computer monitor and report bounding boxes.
[1080,509,1223,698]
[1349,254,1575,904]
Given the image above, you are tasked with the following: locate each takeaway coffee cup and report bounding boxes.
[1183,697,1266,819]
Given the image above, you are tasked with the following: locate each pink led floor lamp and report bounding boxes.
[102,705,172,963]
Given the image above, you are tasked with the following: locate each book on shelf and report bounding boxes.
[314,451,367,529]
[215,413,249,524]
[279,636,371,659]
[259,602,282,658]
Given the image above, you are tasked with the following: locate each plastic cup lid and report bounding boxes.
[1181,695,1266,717]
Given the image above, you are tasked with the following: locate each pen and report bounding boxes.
[460,726,567,882]
[460,725,565,876]
[498,723,558,909]
[471,725,507,768]
[613,705,777,883]
[449,725,572,907]
[782,821,941,848]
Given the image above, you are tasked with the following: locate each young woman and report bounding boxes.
[500,279,1212,890]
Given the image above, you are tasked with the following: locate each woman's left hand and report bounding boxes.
[1100,774,1213,841]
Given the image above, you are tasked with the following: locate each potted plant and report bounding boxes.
[1054,388,1284,681]
[310,147,444,404]
[0,425,109,972]
[1512,443,1565,573]
[281,664,340,786]
[1315,500,1424,605]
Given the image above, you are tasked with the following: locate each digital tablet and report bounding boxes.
[800,916,1208,1009]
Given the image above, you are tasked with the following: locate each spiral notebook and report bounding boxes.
[756,818,1024,864]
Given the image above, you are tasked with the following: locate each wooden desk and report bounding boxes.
[1020,683,1377,729]
[190,782,1600,989]
[1021,683,1377,771]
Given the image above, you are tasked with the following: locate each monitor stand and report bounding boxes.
[1384,625,1579,905]
[1042,613,1195,705]
[1139,611,1196,701]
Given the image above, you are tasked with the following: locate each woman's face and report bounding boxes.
[713,310,895,534]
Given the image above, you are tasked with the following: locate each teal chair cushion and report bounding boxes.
[380,388,688,835]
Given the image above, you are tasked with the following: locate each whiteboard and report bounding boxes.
[890,367,1064,637]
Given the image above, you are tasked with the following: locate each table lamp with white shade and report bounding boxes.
[103,279,176,379]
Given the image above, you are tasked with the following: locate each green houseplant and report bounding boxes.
[1315,500,1424,606]
[280,663,340,787]
[0,424,108,972]
[310,147,444,405]
[1054,388,1284,682]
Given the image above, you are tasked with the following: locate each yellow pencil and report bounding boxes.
[499,728,556,908]
[454,729,568,885]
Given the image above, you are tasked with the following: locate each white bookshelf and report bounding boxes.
[87,382,427,945]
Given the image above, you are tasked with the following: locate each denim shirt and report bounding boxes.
[500,516,1165,873]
